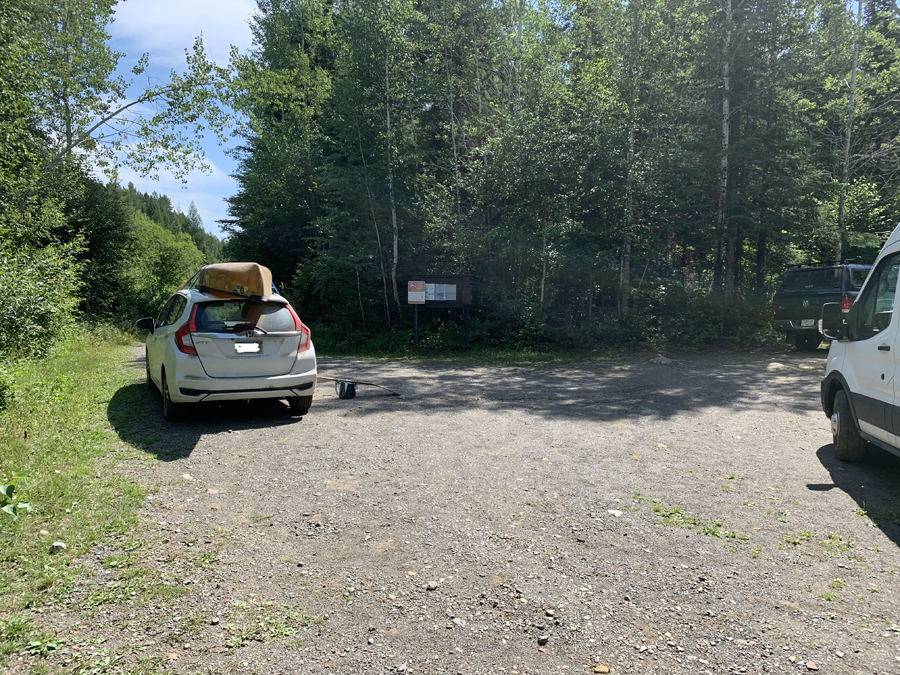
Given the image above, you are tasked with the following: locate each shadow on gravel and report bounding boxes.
[107,383,304,461]
[318,350,826,422]
[814,443,900,549]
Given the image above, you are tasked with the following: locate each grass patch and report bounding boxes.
[224,599,326,649]
[652,504,747,542]
[0,326,148,622]
[854,505,900,527]
[821,533,854,557]
[653,504,701,528]
[779,530,815,548]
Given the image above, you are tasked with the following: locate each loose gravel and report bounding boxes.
[11,348,900,675]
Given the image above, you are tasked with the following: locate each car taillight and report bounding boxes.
[287,305,312,353]
[175,306,198,355]
[772,300,777,315]
[841,295,854,314]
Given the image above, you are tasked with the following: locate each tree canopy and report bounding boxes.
[223,0,900,346]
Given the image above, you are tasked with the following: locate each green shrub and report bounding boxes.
[0,241,83,359]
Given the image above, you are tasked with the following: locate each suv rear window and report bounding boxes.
[194,301,296,333]
[779,268,842,292]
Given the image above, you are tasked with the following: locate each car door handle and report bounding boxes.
[878,344,891,351]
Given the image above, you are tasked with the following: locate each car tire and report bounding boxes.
[832,389,867,462]
[162,374,185,422]
[145,349,155,391]
[795,333,822,351]
[289,395,313,415]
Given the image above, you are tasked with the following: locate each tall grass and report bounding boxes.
[0,326,146,612]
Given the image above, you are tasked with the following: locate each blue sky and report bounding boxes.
[107,0,257,237]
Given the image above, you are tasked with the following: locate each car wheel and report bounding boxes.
[145,349,155,391]
[832,389,867,462]
[289,395,313,415]
[162,374,185,422]
[795,333,822,351]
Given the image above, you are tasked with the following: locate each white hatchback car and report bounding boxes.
[137,288,316,420]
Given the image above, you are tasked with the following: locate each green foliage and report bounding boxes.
[0,239,83,359]
[0,327,146,612]
[0,474,32,520]
[221,0,900,352]
[121,183,223,262]
[122,213,206,319]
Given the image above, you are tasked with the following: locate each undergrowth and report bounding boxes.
[0,325,147,621]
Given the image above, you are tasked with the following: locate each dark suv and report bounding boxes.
[772,262,871,351]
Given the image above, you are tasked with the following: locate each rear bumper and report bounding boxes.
[773,319,819,332]
[175,371,317,402]
[170,347,317,403]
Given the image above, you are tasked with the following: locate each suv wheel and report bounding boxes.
[795,333,822,351]
[832,389,867,461]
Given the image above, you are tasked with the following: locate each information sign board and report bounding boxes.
[407,281,426,304]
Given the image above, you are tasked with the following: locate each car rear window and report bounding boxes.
[194,300,296,333]
[848,268,870,289]
[779,268,842,292]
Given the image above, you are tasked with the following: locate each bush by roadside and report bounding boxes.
[312,289,777,358]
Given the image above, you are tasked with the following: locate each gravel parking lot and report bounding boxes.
[20,349,900,674]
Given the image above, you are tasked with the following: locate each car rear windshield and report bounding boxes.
[848,268,870,289]
[193,300,296,333]
[779,268,842,292]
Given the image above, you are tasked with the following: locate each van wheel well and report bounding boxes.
[825,381,842,417]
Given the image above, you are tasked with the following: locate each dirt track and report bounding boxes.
[16,349,900,674]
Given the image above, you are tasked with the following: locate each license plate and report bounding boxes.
[801,319,815,327]
[234,342,261,354]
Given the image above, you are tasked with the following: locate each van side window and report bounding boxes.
[852,253,900,341]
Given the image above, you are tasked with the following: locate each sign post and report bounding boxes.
[408,276,471,346]
[407,281,426,345]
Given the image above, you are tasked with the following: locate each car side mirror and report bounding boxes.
[136,317,155,333]
[820,303,843,341]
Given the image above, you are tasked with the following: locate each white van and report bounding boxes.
[820,226,900,461]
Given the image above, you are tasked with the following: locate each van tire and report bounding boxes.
[832,390,867,462]
[795,333,822,351]
[290,395,313,414]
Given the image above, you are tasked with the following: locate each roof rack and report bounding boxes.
[785,257,869,269]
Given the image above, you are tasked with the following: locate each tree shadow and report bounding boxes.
[106,382,304,461]
[316,350,827,422]
[813,443,900,548]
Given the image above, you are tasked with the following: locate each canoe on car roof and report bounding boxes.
[192,262,274,301]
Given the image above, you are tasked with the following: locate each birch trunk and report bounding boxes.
[718,0,733,297]
[446,55,461,216]
[620,1,639,315]
[837,0,863,262]
[358,126,391,326]
[384,5,402,313]
[540,234,547,312]
[588,272,593,322]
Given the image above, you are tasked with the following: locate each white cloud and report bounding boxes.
[111,0,256,67]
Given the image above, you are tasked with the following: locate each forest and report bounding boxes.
[3,0,900,365]
[223,0,900,351]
